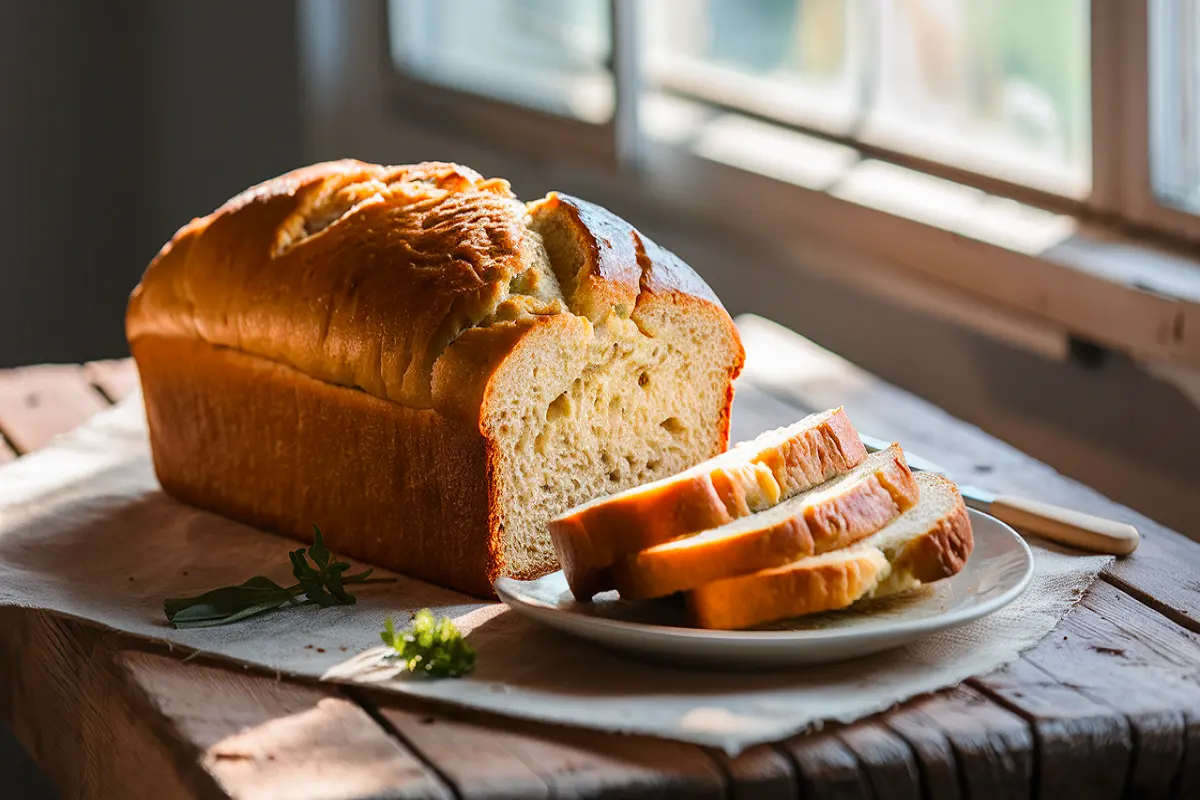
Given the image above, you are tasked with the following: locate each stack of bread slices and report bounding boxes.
[548,408,975,629]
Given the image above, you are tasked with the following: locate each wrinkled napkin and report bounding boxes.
[0,397,1110,754]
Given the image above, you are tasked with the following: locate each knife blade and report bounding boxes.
[860,433,1139,556]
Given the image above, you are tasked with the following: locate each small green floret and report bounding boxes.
[380,609,476,678]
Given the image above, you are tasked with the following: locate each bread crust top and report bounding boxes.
[127,160,743,417]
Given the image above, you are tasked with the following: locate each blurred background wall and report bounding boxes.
[0,0,301,366]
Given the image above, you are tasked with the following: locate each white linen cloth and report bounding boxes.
[0,397,1110,754]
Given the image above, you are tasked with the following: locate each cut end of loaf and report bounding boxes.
[482,198,742,582]
[491,312,739,580]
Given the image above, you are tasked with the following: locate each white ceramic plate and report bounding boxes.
[495,509,1033,668]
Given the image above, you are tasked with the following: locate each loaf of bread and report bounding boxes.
[687,471,974,629]
[549,408,868,599]
[612,444,919,599]
[126,160,744,596]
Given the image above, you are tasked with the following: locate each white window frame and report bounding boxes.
[299,0,1200,375]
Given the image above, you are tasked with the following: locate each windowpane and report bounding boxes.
[388,0,613,123]
[1151,0,1200,215]
[866,0,1091,195]
[644,0,860,131]
[645,0,1091,196]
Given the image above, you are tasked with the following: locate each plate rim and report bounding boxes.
[495,508,1034,643]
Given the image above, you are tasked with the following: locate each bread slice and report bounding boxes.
[688,546,889,630]
[549,408,869,599]
[861,472,975,598]
[687,471,974,629]
[612,444,918,599]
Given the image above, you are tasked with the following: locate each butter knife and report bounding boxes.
[861,434,1139,556]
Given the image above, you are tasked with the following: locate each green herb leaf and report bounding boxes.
[308,524,332,569]
[380,609,476,678]
[163,576,293,628]
[163,526,396,629]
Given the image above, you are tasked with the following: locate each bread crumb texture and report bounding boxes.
[128,161,744,586]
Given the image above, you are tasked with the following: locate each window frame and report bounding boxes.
[1115,0,1200,240]
[374,0,619,165]
[302,0,1200,374]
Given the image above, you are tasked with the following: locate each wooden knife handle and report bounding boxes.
[989,495,1139,556]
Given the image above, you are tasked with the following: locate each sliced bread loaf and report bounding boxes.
[127,161,745,597]
[549,408,868,599]
[687,471,974,629]
[612,444,918,599]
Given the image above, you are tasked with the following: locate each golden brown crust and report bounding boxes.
[134,335,498,597]
[612,446,918,599]
[687,548,887,630]
[889,487,975,586]
[550,408,866,600]
[128,160,557,411]
[529,193,641,322]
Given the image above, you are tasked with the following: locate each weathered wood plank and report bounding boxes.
[883,685,1034,800]
[835,723,921,800]
[84,358,141,403]
[373,698,727,800]
[734,315,1200,631]
[710,745,799,800]
[0,608,455,800]
[497,724,727,800]
[1079,583,1200,798]
[0,364,108,453]
[1018,625,1183,797]
[972,658,1132,799]
[1080,580,1200,665]
[878,702,962,800]
[121,652,452,800]
[372,703,549,799]
[0,611,216,800]
[780,728,871,800]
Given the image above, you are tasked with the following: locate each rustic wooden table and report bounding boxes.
[1,316,1198,800]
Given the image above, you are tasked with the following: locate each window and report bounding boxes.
[383,0,1200,235]
[644,0,861,135]
[645,0,1091,197]
[1151,0,1200,215]
[387,0,613,123]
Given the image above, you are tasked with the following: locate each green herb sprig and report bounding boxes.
[380,610,476,678]
[164,525,395,629]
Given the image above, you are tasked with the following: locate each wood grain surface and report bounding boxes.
[83,358,141,404]
[0,328,1197,799]
[0,364,108,452]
